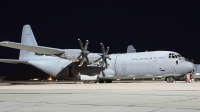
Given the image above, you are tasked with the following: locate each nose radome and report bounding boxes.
[188,62,195,72]
[182,62,195,73]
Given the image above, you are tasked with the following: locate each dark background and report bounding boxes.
[0,0,200,80]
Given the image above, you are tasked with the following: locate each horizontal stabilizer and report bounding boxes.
[0,59,28,64]
[0,41,65,55]
[29,58,72,77]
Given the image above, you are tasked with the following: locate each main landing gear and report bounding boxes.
[165,77,175,83]
[99,79,112,83]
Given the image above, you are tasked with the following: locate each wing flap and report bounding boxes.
[0,59,28,64]
[0,41,65,55]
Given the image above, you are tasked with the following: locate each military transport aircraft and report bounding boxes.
[0,25,194,83]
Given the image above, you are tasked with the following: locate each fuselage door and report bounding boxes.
[121,63,126,73]
[115,59,127,76]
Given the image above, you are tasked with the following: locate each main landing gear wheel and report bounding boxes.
[99,79,104,83]
[105,80,112,83]
[98,79,112,83]
[166,77,174,83]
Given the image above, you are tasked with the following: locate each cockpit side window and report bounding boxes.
[169,53,183,59]
[169,53,172,58]
[172,54,175,58]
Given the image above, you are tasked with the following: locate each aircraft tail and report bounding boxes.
[19,25,38,60]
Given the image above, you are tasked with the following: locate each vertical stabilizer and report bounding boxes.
[19,25,38,60]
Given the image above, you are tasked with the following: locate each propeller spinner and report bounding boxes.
[77,39,90,66]
[95,43,111,69]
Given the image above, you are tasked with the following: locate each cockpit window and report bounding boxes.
[172,53,175,58]
[169,53,172,58]
[169,53,182,59]
[169,53,191,62]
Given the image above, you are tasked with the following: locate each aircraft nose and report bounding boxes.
[183,62,195,73]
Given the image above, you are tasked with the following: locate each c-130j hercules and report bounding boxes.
[0,25,194,83]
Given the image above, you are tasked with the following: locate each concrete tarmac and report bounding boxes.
[0,81,200,112]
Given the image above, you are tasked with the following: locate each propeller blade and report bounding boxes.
[77,54,82,59]
[104,59,108,69]
[78,39,84,50]
[100,43,106,55]
[85,56,90,66]
[100,61,104,67]
[105,47,109,54]
[79,56,85,66]
[102,71,105,77]
[84,40,89,50]
[95,57,102,62]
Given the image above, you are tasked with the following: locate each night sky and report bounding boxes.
[0,1,200,80]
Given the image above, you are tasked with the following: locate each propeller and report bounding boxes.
[95,43,111,69]
[77,39,90,66]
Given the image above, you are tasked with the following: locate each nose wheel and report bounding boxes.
[166,77,175,83]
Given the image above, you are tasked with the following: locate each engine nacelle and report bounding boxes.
[79,75,98,81]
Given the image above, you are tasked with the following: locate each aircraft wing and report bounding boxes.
[0,41,65,55]
[0,59,29,64]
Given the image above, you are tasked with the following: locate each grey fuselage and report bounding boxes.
[57,51,194,80]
